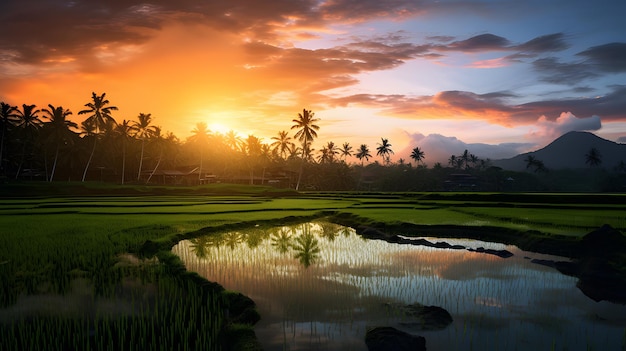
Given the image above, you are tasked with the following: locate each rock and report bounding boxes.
[365,327,426,351]
[467,247,514,258]
[400,304,453,330]
[571,225,626,304]
[580,224,626,255]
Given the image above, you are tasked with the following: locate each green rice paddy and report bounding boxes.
[0,184,624,350]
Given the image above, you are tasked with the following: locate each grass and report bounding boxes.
[0,183,625,349]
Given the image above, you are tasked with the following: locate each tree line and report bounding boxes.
[1,92,624,192]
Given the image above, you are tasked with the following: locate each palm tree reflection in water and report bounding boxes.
[191,223,323,268]
[291,228,321,268]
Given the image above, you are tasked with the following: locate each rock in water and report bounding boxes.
[365,327,426,351]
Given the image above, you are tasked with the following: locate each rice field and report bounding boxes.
[0,190,624,350]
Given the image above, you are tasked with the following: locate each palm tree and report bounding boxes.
[115,120,134,184]
[448,155,457,168]
[339,142,353,162]
[131,113,157,180]
[460,149,470,170]
[292,226,321,268]
[14,104,43,179]
[189,122,211,182]
[41,105,77,182]
[224,130,243,152]
[146,126,166,183]
[524,155,537,170]
[244,134,263,184]
[585,147,602,167]
[291,108,320,190]
[319,141,338,163]
[0,102,18,172]
[355,144,371,166]
[376,138,394,165]
[270,130,294,159]
[78,92,118,182]
[410,146,425,166]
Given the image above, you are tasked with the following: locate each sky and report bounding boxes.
[1,0,625,165]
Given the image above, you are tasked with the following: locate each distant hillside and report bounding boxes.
[493,132,626,171]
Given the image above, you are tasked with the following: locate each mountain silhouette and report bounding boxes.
[493,131,626,171]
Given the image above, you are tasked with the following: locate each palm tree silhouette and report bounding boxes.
[270,130,294,159]
[410,146,425,166]
[355,144,371,166]
[270,227,293,254]
[244,134,263,184]
[14,104,43,179]
[189,122,211,182]
[292,226,321,268]
[78,92,118,182]
[340,142,353,163]
[585,147,602,167]
[318,141,338,163]
[376,138,394,165]
[42,105,77,182]
[291,109,319,190]
[115,120,133,184]
[0,102,18,172]
[448,155,457,168]
[145,126,166,184]
[132,113,157,181]
[224,130,243,152]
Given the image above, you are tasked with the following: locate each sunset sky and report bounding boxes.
[1,0,625,164]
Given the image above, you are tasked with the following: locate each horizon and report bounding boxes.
[1,1,625,165]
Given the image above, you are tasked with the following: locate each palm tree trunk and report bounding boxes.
[137,139,145,180]
[14,141,26,180]
[49,144,59,182]
[295,156,304,190]
[146,150,162,184]
[0,126,5,171]
[121,140,126,184]
[82,138,97,182]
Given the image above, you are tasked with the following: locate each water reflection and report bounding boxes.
[173,222,626,351]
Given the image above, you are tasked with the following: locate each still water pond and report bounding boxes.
[172,222,626,350]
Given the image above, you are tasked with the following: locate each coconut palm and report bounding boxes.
[585,147,602,167]
[339,142,353,162]
[376,138,394,165]
[131,113,157,180]
[189,122,211,181]
[41,105,77,182]
[14,104,43,179]
[410,146,425,166]
[145,126,166,183]
[355,144,371,166]
[0,102,18,172]
[78,92,118,181]
[291,108,320,190]
[115,120,134,184]
[292,226,321,268]
[270,228,292,254]
[448,155,457,168]
[224,130,243,152]
[524,155,536,170]
[270,130,294,159]
[318,141,338,163]
[244,134,263,184]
